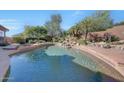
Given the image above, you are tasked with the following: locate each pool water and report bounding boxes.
[6,45,118,82]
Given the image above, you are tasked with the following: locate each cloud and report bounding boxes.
[6,26,20,30]
[0,19,17,23]
[0,18,22,30]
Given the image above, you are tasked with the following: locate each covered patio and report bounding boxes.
[0,25,9,45]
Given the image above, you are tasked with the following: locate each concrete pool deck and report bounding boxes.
[0,47,10,82]
[0,43,124,81]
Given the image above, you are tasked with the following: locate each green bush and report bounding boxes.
[43,36,52,42]
[77,39,86,45]
[13,36,25,44]
[52,37,60,42]
[111,35,120,42]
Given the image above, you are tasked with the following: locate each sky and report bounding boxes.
[0,10,124,36]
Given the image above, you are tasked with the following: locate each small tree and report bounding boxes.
[80,17,95,44]
[33,26,47,41]
[68,24,82,38]
[23,25,47,42]
[92,10,113,31]
[45,14,62,40]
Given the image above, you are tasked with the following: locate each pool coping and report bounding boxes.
[73,45,124,81]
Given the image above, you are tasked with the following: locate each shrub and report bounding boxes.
[88,33,119,43]
[28,40,33,44]
[13,36,25,44]
[103,33,111,42]
[77,39,86,45]
[43,35,52,42]
[52,37,61,42]
[111,35,120,42]
[28,40,38,44]
[88,33,102,42]
[114,21,124,26]
[103,33,119,42]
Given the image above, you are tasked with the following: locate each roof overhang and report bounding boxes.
[0,25,9,32]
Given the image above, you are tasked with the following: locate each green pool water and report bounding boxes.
[6,45,118,82]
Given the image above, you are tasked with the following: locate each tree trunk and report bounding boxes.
[84,30,88,45]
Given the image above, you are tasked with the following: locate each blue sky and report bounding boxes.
[0,10,124,36]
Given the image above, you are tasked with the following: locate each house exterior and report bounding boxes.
[0,25,9,44]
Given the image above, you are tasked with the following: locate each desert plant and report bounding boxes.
[77,38,86,45]
[88,33,102,42]
[111,35,120,42]
[103,33,119,42]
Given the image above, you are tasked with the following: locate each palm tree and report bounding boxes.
[80,17,94,44]
[68,24,82,38]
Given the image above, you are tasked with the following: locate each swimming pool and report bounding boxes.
[5,45,119,82]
